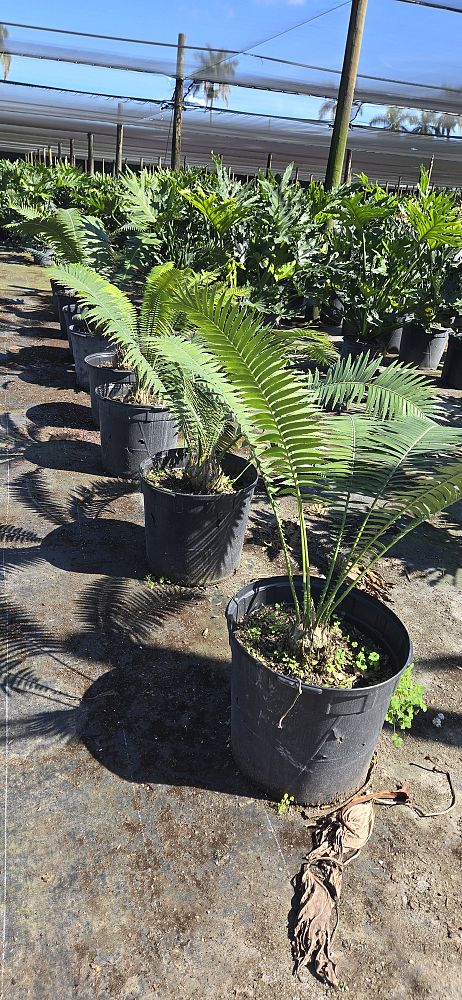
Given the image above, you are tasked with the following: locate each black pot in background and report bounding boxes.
[226,575,412,805]
[320,295,344,328]
[340,319,388,360]
[440,334,462,389]
[399,323,449,370]
[386,325,403,355]
[140,450,258,586]
[69,327,113,390]
[96,383,178,477]
[340,337,385,361]
[84,352,135,427]
[56,290,79,339]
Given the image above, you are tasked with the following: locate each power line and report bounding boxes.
[394,1,462,12]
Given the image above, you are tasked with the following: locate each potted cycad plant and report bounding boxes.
[51,263,181,476]
[166,284,462,803]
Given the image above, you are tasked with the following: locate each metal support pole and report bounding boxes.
[87,132,94,174]
[325,0,369,190]
[115,122,124,173]
[57,141,62,160]
[171,32,185,171]
[265,152,273,177]
[70,138,75,166]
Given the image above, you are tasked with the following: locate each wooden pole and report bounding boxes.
[342,147,353,185]
[171,32,186,171]
[115,122,124,173]
[87,132,94,174]
[57,141,62,160]
[47,146,53,166]
[294,165,299,182]
[265,152,273,177]
[70,138,75,166]
[325,0,369,190]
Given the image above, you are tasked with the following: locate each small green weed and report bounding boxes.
[146,573,172,588]
[386,665,426,747]
[276,793,295,815]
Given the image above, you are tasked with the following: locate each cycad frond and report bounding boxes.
[316,416,462,620]
[51,263,137,343]
[309,353,437,420]
[172,283,327,493]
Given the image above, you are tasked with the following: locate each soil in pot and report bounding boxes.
[399,323,449,370]
[84,352,135,427]
[141,449,258,585]
[440,334,462,389]
[226,575,412,805]
[69,327,113,390]
[97,382,178,477]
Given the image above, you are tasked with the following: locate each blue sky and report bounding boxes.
[1,0,461,124]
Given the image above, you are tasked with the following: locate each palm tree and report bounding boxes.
[406,110,439,136]
[319,97,363,123]
[370,106,410,131]
[0,24,11,80]
[434,112,461,138]
[192,46,238,115]
[319,98,337,121]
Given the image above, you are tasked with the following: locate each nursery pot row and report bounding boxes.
[69,322,414,806]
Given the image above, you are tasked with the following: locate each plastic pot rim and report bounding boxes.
[69,327,103,341]
[95,382,170,414]
[141,450,258,502]
[84,351,133,374]
[226,574,413,698]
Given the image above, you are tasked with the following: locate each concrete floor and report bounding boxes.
[0,252,461,1000]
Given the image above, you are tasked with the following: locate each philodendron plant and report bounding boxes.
[153,283,462,681]
[400,169,462,332]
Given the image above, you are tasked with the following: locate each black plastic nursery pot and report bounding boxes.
[226,576,413,805]
[96,382,178,477]
[55,289,79,339]
[439,334,462,389]
[386,325,403,355]
[399,323,449,370]
[69,327,113,390]
[340,321,387,360]
[340,336,385,360]
[84,352,135,427]
[140,450,258,586]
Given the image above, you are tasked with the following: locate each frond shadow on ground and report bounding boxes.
[26,401,95,431]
